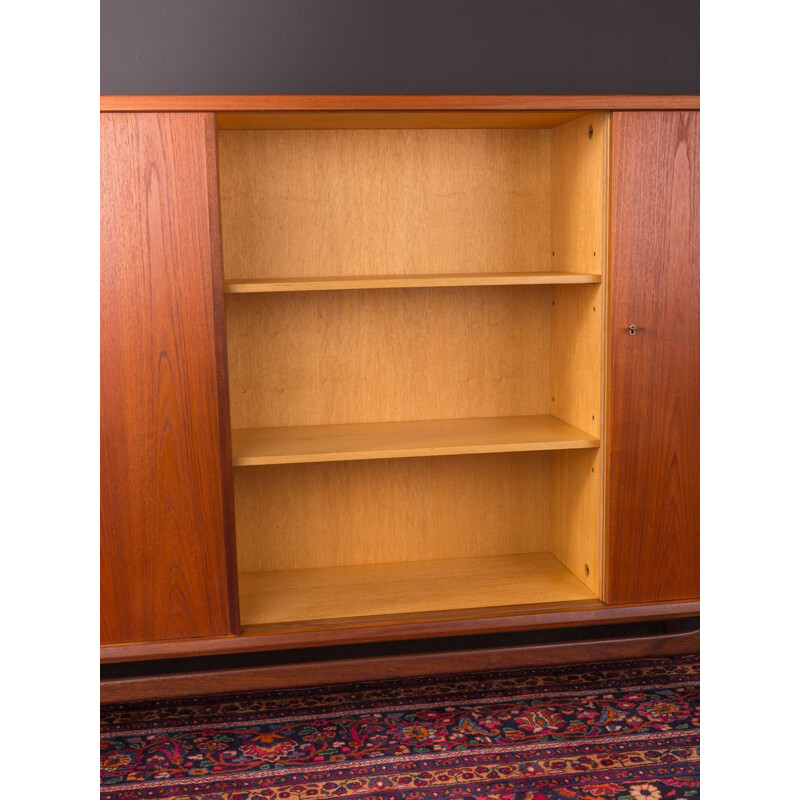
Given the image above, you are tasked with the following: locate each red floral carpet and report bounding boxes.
[101,655,699,799]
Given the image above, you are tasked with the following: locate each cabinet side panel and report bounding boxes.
[550,450,601,596]
[100,113,237,644]
[605,112,699,604]
[550,112,607,275]
[549,285,603,596]
[549,115,606,595]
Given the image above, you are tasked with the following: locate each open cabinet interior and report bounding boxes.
[217,111,608,630]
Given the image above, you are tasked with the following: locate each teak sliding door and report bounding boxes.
[100,113,238,644]
[605,111,700,604]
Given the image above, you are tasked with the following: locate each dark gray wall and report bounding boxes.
[101,0,699,95]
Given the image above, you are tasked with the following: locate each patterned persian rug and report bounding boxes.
[101,655,699,799]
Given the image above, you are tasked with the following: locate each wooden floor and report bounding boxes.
[232,415,599,466]
[239,552,597,627]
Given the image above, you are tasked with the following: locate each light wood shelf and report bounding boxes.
[231,414,599,466]
[239,552,598,626]
[224,272,602,294]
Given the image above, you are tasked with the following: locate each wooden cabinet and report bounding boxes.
[100,97,699,697]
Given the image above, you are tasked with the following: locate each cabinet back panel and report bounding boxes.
[218,129,551,279]
[226,287,552,428]
[235,452,550,572]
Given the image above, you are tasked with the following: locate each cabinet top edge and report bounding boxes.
[100,94,700,113]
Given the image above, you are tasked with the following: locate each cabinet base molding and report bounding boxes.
[101,627,698,703]
[101,600,699,664]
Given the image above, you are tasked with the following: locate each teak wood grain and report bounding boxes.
[605,112,700,604]
[100,113,238,644]
[100,95,701,113]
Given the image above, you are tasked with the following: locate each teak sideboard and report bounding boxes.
[100,95,699,702]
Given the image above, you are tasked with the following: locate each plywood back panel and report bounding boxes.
[218,129,551,279]
[226,286,552,428]
[235,452,551,572]
[551,113,608,274]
